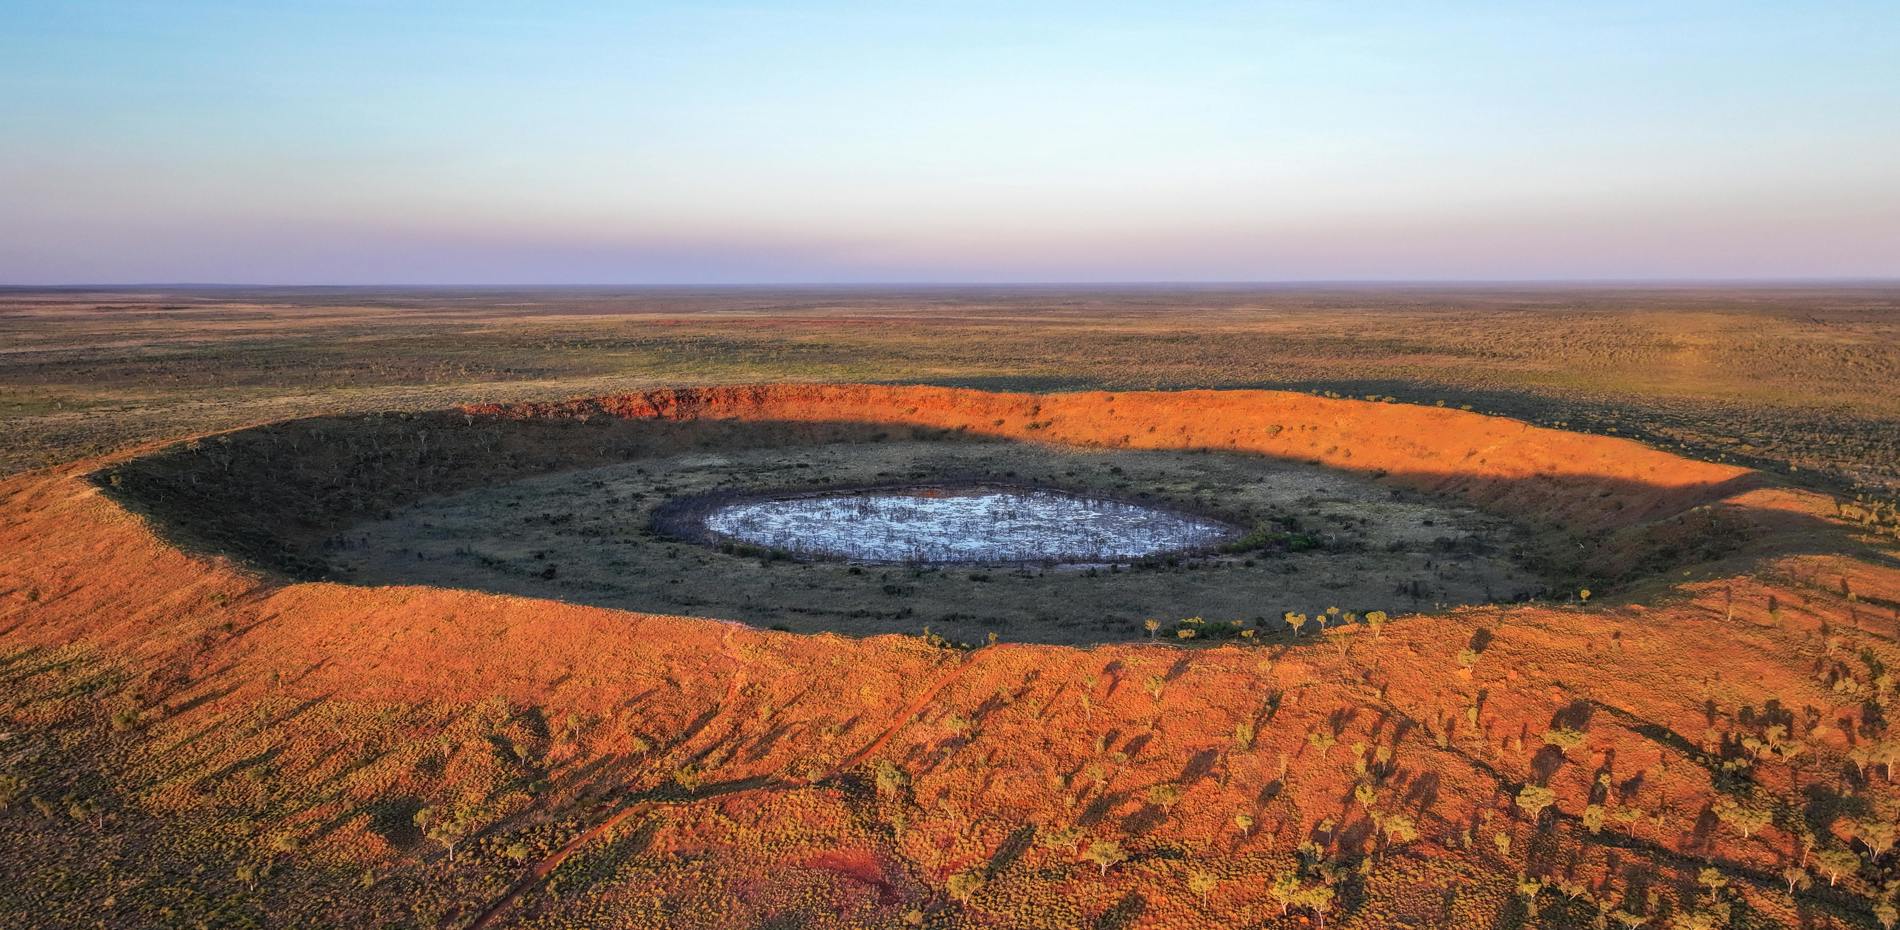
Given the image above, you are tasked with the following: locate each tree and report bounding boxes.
[1308,730,1337,759]
[1582,804,1606,834]
[1268,871,1334,926]
[1780,865,1810,894]
[1851,745,1875,778]
[1876,739,1900,780]
[1187,870,1216,902]
[946,869,984,902]
[1365,610,1389,643]
[1515,785,1557,822]
[1144,619,1159,640]
[1083,839,1126,876]
[1608,908,1648,929]
[1303,884,1336,927]
[415,805,473,863]
[1792,821,1819,865]
[1284,612,1309,637]
[1515,873,1545,919]
[1233,720,1255,751]
[1269,871,1303,914]
[1148,783,1182,811]
[1381,813,1419,854]
[1038,825,1084,851]
[1713,796,1772,840]
[1851,817,1897,858]
[1812,847,1860,886]
[1541,726,1587,757]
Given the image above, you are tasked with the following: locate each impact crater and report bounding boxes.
[96,385,1757,646]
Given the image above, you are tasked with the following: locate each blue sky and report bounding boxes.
[2,1,1896,284]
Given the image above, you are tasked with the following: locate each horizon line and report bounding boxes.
[5,276,1900,291]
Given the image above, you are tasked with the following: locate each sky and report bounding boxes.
[2,1,1897,285]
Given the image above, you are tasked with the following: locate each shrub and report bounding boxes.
[874,760,910,798]
[1232,720,1255,751]
[0,774,25,810]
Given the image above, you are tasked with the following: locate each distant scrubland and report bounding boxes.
[4,286,1898,499]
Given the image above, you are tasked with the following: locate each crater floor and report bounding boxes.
[325,438,1550,644]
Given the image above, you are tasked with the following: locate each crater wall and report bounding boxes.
[100,385,1764,585]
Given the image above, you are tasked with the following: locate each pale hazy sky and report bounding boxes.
[3,1,1897,284]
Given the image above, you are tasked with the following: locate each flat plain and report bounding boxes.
[5,285,1899,492]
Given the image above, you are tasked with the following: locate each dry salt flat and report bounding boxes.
[703,487,1238,563]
